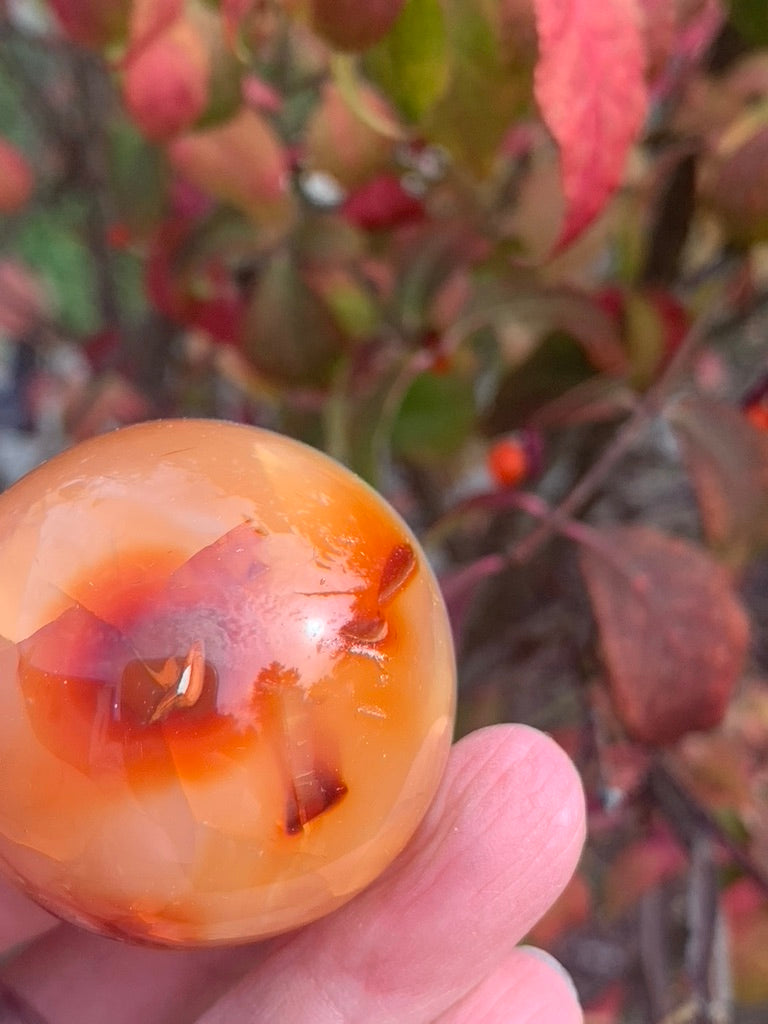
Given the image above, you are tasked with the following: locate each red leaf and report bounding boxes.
[309,0,406,52]
[47,0,130,49]
[584,984,625,1024]
[526,872,591,948]
[342,173,425,230]
[145,221,246,345]
[533,0,648,249]
[603,831,687,916]
[122,17,210,141]
[638,0,677,82]
[0,139,32,213]
[580,526,749,745]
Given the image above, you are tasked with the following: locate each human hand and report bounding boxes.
[0,724,584,1024]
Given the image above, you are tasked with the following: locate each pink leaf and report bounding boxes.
[533,0,648,249]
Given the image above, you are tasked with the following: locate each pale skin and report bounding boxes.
[0,725,585,1024]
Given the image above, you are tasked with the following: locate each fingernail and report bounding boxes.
[517,945,580,1002]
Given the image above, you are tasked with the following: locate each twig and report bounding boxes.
[685,835,719,1018]
[708,911,734,1024]
[0,29,73,146]
[370,347,433,474]
[657,1000,701,1024]
[639,885,673,1021]
[71,54,122,331]
[429,488,652,587]
[507,308,717,565]
[650,759,768,896]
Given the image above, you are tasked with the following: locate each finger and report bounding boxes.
[434,947,583,1024]
[197,724,585,1024]
[0,877,57,955]
[0,926,266,1024]
[0,725,584,1024]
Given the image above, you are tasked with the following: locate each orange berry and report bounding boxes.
[746,403,768,432]
[488,436,529,488]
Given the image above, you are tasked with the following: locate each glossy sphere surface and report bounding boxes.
[0,420,455,946]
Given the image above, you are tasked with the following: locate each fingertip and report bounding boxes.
[517,945,581,1006]
[451,723,586,888]
[436,946,583,1024]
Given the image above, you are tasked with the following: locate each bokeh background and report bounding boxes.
[2,2,768,1021]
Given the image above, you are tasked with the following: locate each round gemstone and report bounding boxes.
[0,420,455,946]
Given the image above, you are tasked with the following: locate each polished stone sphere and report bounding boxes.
[0,420,455,946]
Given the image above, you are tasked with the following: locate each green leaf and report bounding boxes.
[423,0,532,174]
[107,118,168,234]
[729,1,768,45]
[15,201,100,335]
[243,249,345,384]
[392,370,475,460]
[364,0,449,122]
[483,330,596,434]
[314,272,379,340]
[294,213,366,267]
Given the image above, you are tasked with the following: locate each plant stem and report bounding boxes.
[508,307,717,564]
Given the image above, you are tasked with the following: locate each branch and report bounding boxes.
[507,308,719,565]
[0,26,73,146]
[650,759,768,896]
[71,53,123,331]
[639,885,673,1021]
[685,835,719,1019]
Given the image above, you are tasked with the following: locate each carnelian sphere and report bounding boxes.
[0,420,455,946]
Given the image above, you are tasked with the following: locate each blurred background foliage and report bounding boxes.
[3,1,768,1020]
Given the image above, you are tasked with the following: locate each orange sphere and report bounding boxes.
[0,421,455,946]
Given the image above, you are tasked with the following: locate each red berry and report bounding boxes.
[487,436,529,488]
[746,402,768,432]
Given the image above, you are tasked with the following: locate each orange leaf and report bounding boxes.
[127,0,183,57]
[580,526,749,745]
[533,0,648,249]
[304,81,400,189]
[167,108,295,231]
